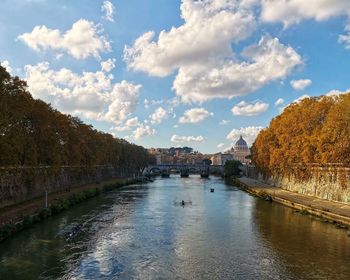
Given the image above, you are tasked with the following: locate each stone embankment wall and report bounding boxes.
[243,165,350,203]
[0,165,142,209]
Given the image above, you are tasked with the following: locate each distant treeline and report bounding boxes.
[0,65,149,169]
[252,94,350,177]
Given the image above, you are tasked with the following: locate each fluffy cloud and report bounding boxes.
[290,79,312,90]
[261,1,350,50]
[260,0,350,27]
[114,117,140,132]
[292,94,310,103]
[24,62,141,124]
[124,1,302,103]
[179,107,213,123]
[339,24,350,49]
[0,60,12,73]
[231,100,269,116]
[217,143,225,149]
[174,36,301,102]
[274,98,284,106]
[102,1,115,22]
[171,134,204,143]
[143,99,164,109]
[101,58,116,72]
[149,106,169,124]
[124,0,255,77]
[18,19,111,59]
[325,88,350,96]
[104,81,141,123]
[227,126,264,146]
[133,124,156,140]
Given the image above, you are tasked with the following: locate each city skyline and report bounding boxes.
[1,0,350,153]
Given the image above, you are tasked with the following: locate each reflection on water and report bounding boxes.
[0,176,349,279]
[252,199,350,279]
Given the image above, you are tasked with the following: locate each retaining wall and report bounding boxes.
[243,165,350,203]
[0,165,141,209]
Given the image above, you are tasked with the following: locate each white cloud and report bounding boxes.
[179,107,213,123]
[133,124,156,140]
[171,134,204,143]
[18,19,111,59]
[290,79,312,90]
[173,36,302,102]
[231,100,269,116]
[149,106,169,124]
[1,60,12,73]
[24,62,141,124]
[219,119,231,125]
[114,117,140,132]
[144,99,150,109]
[144,98,164,109]
[261,1,350,50]
[104,81,141,123]
[325,88,350,96]
[101,58,116,72]
[274,98,284,106]
[217,143,225,149]
[260,0,350,27]
[227,126,264,146]
[124,1,302,103]
[102,1,115,22]
[124,0,255,77]
[339,23,350,49]
[292,94,310,103]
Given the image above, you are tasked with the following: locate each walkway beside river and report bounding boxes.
[237,177,350,227]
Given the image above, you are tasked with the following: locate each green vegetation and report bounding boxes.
[0,65,148,169]
[252,94,350,177]
[224,160,242,177]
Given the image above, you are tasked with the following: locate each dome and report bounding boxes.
[234,135,248,152]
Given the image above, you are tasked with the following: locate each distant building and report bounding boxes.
[155,154,173,165]
[211,153,233,166]
[226,135,250,164]
[149,146,204,165]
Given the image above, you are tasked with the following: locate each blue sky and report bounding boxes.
[1,0,350,153]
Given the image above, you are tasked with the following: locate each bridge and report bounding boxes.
[144,164,224,176]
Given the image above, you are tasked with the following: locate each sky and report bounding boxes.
[1,0,350,154]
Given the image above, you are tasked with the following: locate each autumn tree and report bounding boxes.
[0,65,149,171]
[252,94,350,177]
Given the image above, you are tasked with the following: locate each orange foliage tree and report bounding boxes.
[252,94,350,177]
[0,65,149,171]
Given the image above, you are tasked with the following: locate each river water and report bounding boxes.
[0,176,350,280]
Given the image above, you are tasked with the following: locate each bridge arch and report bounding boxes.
[168,167,180,173]
[149,167,161,175]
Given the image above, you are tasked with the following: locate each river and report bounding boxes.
[0,176,350,279]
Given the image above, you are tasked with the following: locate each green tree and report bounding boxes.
[224,160,242,177]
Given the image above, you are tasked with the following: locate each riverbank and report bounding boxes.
[233,177,350,230]
[0,177,145,242]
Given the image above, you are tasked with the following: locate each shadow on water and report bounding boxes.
[251,199,350,280]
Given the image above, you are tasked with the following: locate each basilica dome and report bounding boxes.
[234,135,249,152]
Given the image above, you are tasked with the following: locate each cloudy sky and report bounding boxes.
[1,0,350,153]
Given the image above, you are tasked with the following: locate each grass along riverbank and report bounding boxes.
[0,177,145,242]
[231,176,350,233]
